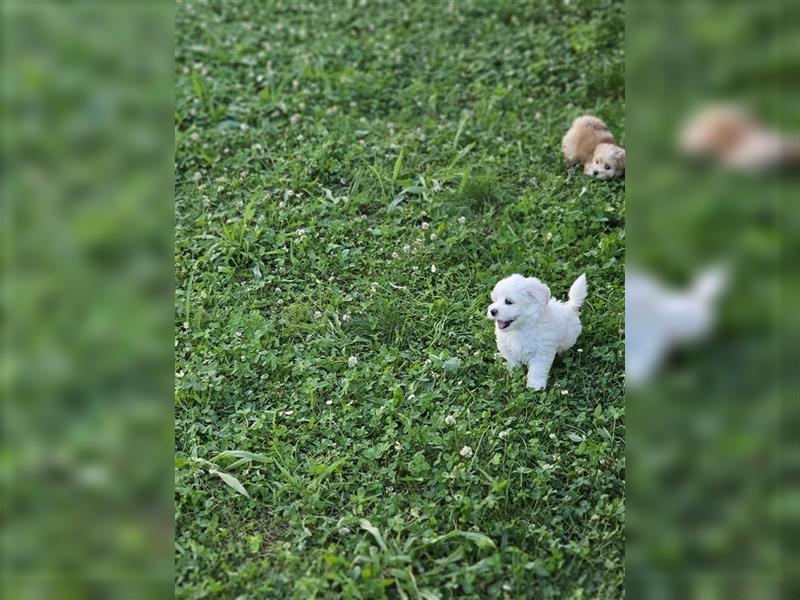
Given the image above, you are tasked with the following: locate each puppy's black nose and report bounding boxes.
[592,170,598,176]
[490,308,498,317]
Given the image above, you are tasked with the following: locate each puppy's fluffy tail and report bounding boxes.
[567,274,588,311]
[690,265,728,305]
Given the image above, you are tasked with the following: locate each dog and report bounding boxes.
[679,104,800,172]
[487,273,587,390]
[561,115,625,179]
[626,266,727,386]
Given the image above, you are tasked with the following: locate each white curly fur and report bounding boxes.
[487,274,587,390]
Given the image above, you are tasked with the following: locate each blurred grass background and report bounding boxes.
[626,1,799,597]
[2,2,174,598]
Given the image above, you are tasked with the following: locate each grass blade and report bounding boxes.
[211,469,250,498]
[211,450,269,463]
[392,147,405,183]
[452,113,469,149]
[359,518,387,550]
[446,142,475,173]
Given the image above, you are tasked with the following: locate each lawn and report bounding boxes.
[174,1,625,598]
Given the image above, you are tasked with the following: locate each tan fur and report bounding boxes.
[680,104,800,172]
[561,115,625,179]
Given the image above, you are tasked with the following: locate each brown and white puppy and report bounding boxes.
[562,115,625,179]
[679,104,800,172]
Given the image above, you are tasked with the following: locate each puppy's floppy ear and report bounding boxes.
[522,277,551,305]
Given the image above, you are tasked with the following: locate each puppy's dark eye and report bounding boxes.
[605,164,611,170]
[504,298,513,305]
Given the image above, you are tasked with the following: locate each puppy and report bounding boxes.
[626,266,727,386]
[487,274,587,390]
[562,115,625,179]
[679,104,800,172]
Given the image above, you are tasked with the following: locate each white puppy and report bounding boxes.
[625,267,727,386]
[487,274,587,390]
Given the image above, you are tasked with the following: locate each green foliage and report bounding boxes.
[175,0,624,598]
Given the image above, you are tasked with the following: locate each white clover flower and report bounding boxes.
[296,228,306,236]
[459,445,473,458]
[561,389,569,395]
[339,527,351,535]
[421,222,430,230]
[278,201,287,209]
[394,441,403,451]
[402,244,411,253]
[430,233,437,241]
[342,314,351,322]
[445,414,456,426]
[498,430,509,439]
[546,232,553,241]
[458,216,466,224]
[391,252,399,259]
[432,180,442,192]
[314,310,322,319]
[325,399,333,405]
[549,433,556,439]
[577,348,583,353]
[348,355,359,367]
[275,287,282,294]
[430,264,437,273]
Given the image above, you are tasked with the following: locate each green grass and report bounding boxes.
[175,1,625,598]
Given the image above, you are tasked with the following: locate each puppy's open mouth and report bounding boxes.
[496,319,513,330]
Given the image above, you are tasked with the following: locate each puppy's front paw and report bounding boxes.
[526,371,548,390]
